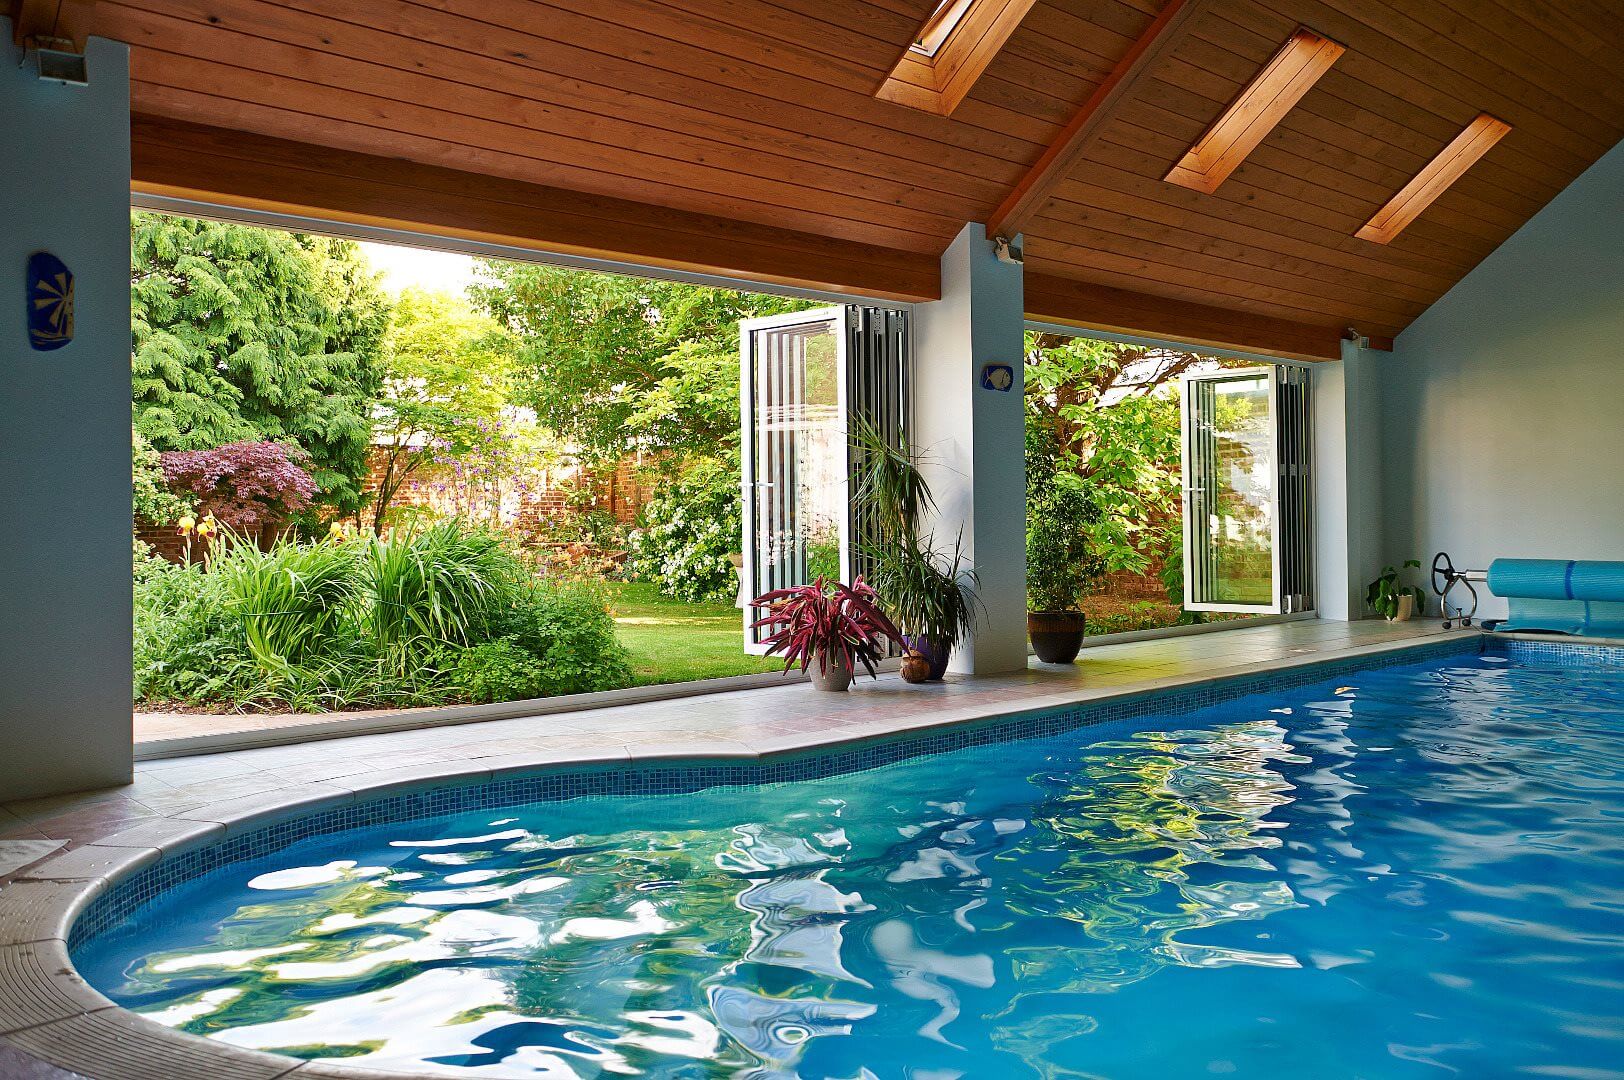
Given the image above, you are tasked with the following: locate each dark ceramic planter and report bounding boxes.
[1028,611,1086,665]
[903,636,952,681]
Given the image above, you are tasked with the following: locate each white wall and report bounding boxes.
[911,224,1028,673]
[1,26,134,799]
[1378,138,1624,621]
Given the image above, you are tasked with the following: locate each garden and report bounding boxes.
[128,211,1235,720]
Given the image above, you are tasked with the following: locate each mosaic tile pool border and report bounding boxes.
[1492,637,1624,667]
[72,634,1492,950]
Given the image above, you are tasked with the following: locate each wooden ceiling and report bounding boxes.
[21,0,1624,360]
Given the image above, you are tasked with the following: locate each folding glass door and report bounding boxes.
[739,309,848,651]
[1180,365,1313,614]
[739,307,907,651]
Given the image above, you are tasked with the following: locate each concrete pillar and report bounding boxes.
[1312,337,1384,620]
[910,224,1028,673]
[1,24,134,799]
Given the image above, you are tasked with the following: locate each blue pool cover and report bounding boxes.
[1488,558,1624,636]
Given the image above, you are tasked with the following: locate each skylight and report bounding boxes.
[910,0,975,57]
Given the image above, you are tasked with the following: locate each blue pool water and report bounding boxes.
[78,649,1624,1078]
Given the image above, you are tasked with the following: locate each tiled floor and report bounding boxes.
[0,617,1464,1079]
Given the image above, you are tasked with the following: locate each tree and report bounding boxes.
[469,263,811,465]
[130,213,391,513]
[1024,334,1206,575]
[160,441,318,534]
[369,288,516,531]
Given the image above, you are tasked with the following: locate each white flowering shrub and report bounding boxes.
[627,458,741,604]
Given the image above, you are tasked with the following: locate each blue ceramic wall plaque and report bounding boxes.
[979,362,1014,391]
[27,251,75,351]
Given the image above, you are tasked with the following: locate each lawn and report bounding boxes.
[602,581,786,686]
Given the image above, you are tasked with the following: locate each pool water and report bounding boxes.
[78,650,1624,1078]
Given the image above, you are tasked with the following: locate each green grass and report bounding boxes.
[603,581,786,686]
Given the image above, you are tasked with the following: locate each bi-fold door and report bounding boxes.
[739,307,907,651]
[1180,364,1313,615]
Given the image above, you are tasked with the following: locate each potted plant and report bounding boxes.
[749,577,901,691]
[1025,428,1106,664]
[1367,560,1426,621]
[850,417,979,680]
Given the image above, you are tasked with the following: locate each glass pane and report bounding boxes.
[749,319,844,621]
[1187,373,1275,608]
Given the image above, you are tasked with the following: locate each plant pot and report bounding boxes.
[1028,611,1086,665]
[809,657,854,692]
[903,635,952,681]
[1394,593,1415,622]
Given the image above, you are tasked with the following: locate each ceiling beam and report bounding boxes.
[1357,114,1513,244]
[130,117,941,305]
[1025,272,1343,362]
[1165,28,1345,195]
[10,0,98,48]
[985,0,1207,240]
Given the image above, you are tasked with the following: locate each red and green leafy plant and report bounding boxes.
[749,577,900,679]
[160,441,318,534]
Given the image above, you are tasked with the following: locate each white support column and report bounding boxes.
[1,24,134,798]
[911,224,1028,673]
[1313,337,1384,620]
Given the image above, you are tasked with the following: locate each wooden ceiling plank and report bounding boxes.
[1287,0,1617,155]
[460,0,1052,158]
[1109,101,1516,252]
[124,37,974,245]
[131,115,933,277]
[1195,10,1594,196]
[1023,270,1347,362]
[1034,224,1424,325]
[1139,63,1547,228]
[1040,182,1444,303]
[1028,256,1407,341]
[986,0,1208,239]
[132,78,953,258]
[101,0,1019,202]
[1164,27,1344,194]
[1357,114,1514,244]
[1046,169,1464,289]
[102,0,1012,211]
[1174,30,1566,205]
[1431,0,1624,113]
[130,116,941,303]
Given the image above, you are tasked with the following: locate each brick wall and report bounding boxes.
[362,450,656,535]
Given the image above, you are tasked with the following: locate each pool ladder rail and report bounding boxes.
[1431,552,1485,630]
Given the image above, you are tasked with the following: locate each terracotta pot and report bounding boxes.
[1028,611,1086,665]
[899,651,931,684]
[903,635,952,681]
[809,657,854,692]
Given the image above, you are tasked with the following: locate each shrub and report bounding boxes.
[213,534,362,673]
[160,441,318,534]
[1026,426,1106,612]
[451,638,548,704]
[133,520,631,711]
[133,558,257,705]
[492,581,633,696]
[133,428,194,528]
[626,458,741,603]
[364,521,522,664]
